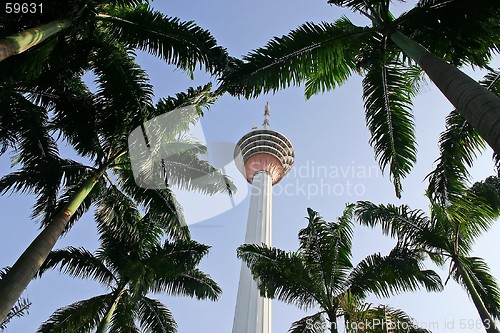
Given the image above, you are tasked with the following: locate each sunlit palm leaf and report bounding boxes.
[101,5,229,76]
[362,59,417,198]
[223,17,371,98]
[454,256,500,320]
[348,246,443,298]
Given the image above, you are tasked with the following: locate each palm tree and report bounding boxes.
[35,191,220,332]
[0,0,229,77]
[355,176,500,333]
[222,0,500,197]
[237,206,442,332]
[0,71,234,321]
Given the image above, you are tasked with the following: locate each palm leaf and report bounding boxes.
[360,305,432,333]
[237,243,321,310]
[362,59,417,198]
[135,296,176,333]
[100,5,229,76]
[155,268,221,301]
[299,207,354,297]
[113,162,189,239]
[348,246,443,298]
[454,256,500,319]
[426,110,485,205]
[288,312,326,333]
[426,68,500,204]
[222,17,371,98]
[37,247,116,286]
[109,292,139,333]
[36,294,112,333]
[355,201,431,244]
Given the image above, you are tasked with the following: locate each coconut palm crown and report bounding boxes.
[35,192,220,333]
[237,206,442,332]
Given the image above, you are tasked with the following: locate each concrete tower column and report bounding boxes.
[232,171,273,333]
[232,104,294,333]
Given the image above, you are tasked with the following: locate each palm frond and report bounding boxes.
[362,59,417,198]
[237,243,321,310]
[360,305,432,333]
[426,110,485,205]
[288,312,326,333]
[42,76,106,160]
[348,246,443,298]
[355,201,430,243]
[100,5,229,76]
[37,247,116,286]
[90,32,154,153]
[109,292,139,333]
[222,17,370,98]
[427,68,500,203]
[454,256,500,319]
[135,296,176,333]
[299,207,354,296]
[94,185,159,249]
[36,294,111,333]
[155,268,221,301]
[113,162,189,240]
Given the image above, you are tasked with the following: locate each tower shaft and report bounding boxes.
[232,171,273,333]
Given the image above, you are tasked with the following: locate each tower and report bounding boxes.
[232,103,294,333]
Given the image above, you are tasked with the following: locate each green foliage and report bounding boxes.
[362,60,417,197]
[238,207,440,331]
[355,175,500,329]
[223,17,370,99]
[37,202,221,332]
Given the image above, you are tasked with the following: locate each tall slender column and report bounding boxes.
[232,171,272,333]
[232,104,294,333]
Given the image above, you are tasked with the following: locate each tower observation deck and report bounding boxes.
[232,104,294,333]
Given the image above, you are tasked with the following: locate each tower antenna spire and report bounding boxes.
[263,102,270,129]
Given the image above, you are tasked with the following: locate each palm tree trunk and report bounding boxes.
[0,20,71,62]
[0,167,105,322]
[328,312,338,333]
[454,259,500,333]
[95,286,127,333]
[390,31,500,155]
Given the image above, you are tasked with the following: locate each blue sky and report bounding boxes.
[1,0,499,332]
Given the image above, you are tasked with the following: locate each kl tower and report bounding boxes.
[232,103,294,333]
